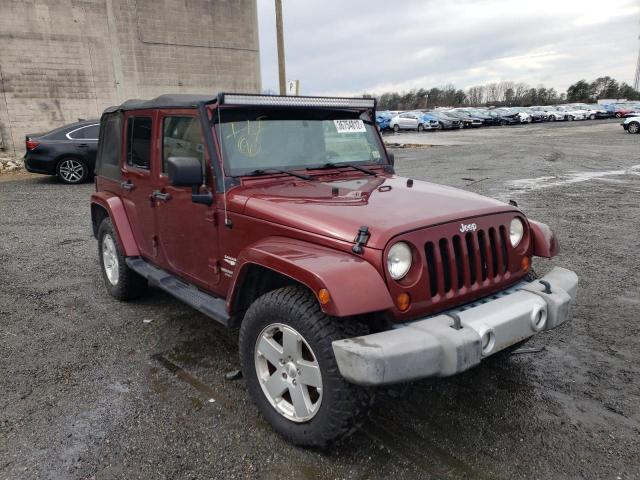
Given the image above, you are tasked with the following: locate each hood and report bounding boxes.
[227,174,515,249]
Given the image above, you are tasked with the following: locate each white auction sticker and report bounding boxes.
[334,119,366,133]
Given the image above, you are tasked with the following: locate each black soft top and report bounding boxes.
[103,94,216,114]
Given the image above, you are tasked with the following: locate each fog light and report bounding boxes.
[396,293,411,312]
[531,306,547,331]
[480,329,495,355]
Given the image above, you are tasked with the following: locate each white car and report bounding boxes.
[531,106,567,121]
[555,106,587,121]
[568,104,608,120]
[622,116,640,134]
[389,112,435,132]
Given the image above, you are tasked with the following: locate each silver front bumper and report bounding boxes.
[332,267,578,386]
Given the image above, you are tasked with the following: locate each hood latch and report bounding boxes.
[352,226,370,254]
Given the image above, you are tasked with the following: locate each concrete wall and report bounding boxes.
[0,0,260,155]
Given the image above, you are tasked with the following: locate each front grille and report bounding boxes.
[424,226,510,298]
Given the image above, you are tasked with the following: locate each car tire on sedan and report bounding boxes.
[56,157,89,184]
[417,124,424,132]
[627,121,640,134]
[393,124,400,133]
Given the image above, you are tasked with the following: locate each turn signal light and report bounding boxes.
[318,288,331,305]
[521,256,531,272]
[396,293,411,312]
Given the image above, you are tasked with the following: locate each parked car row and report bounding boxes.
[377,102,639,133]
[602,101,640,118]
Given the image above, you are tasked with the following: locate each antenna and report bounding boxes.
[216,106,231,228]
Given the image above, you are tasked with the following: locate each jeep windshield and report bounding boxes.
[214,108,386,177]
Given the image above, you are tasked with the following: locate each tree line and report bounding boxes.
[371,76,640,110]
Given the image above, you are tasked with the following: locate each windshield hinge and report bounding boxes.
[352,226,370,254]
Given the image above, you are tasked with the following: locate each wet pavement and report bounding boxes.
[1,119,639,479]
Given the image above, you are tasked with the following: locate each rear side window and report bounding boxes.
[67,124,99,140]
[126,116,152,169]
[162,116,204,173]
[97,115,122,180]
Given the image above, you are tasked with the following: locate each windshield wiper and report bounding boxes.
[307,162,377,176]
[243,168,313,181]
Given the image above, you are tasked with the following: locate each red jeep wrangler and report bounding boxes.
[91,93,578,447]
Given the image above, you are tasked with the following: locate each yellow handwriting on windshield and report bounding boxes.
[226,119,263,157]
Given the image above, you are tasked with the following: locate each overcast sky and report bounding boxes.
[257,0,640,96]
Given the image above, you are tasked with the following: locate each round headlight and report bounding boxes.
[387,242,412,280]
[510,218,524,247]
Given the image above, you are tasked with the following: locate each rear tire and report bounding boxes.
[97,218,147,301]
[589,114,596,120]
[239,286,372,448]
[57,157,89,184]
[393,124,400,133]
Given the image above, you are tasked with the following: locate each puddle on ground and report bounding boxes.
[151,354,233,410]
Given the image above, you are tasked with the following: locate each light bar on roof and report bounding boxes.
[221,93,375,109]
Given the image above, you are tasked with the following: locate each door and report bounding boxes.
[67,123,100,169]
[120,113,157,259]
[153,111,220,289]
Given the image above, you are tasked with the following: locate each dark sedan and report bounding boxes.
[427,111,462,129]
[445,110,483,128]
[23,120,99,184]
[487,109,521,125]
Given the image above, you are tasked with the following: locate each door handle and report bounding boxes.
[120,180,135,191]
[78,144,90,148]
[152,190,171,201]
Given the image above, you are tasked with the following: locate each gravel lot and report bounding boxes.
[1,119,639,479]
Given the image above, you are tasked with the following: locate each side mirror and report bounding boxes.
[166,156,213,206]
[167,156,202,186]
[387,151,395,166]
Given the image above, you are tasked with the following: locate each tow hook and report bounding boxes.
[539,280,552,294]
[447,312,463,330]
[352,226,370,254]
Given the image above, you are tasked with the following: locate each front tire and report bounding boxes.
[417,123,424,132]
[239,286,371,447]
[627,121,640,134]
[97,218,147,300]
[57,157,89,184]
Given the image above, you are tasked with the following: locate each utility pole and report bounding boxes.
[634,34,640,91]
[275,0,287,95]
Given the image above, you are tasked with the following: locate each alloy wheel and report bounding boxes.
[58,159,85,183]
[629,122,640,134]
[254,323,323,422]
[102,234,119,285]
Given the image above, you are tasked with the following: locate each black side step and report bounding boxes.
[126,257,230,327]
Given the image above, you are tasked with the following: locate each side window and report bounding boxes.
[97,115,122,179]
[126,116,152,170]
[68,124,99,140]
[162,116,204,173]
[83,124,99,140]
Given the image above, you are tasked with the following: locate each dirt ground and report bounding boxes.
[1,120,639,479]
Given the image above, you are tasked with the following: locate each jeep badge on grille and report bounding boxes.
[459,223,477,233]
